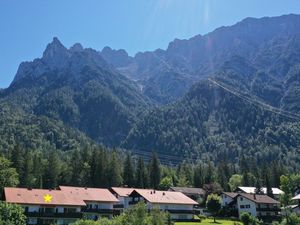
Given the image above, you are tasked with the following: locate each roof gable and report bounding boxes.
[169,187,205,195]
[130,189,198,205]
[59,186,119,203]
[236,193,280,204]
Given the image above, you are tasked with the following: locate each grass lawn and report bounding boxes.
[175,218,242,225]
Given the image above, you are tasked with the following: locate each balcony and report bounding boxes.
[258,215,281,221]
[81,208,115,214]
[113,204,124,209]
[256,207,281,212]
[25,212,82,219]
[129,201,139,205]
[166,209,196,214]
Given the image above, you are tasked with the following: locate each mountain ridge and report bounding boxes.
[1,14,300,167]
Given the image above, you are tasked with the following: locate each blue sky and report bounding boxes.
[1,0,300,88]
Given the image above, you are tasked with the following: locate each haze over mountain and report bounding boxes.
[1,14,300,167]
[101,14,300,104]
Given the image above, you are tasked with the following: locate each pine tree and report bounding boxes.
[32,153,44,188]
[135,157,146,188]
[255,179,263,194]
[70,150,82,185]
[23,152,34,188]
[44,151,61,189]
[194,164,203,188]
[149,152,161,189]
[266,174,274,198]
[204,162,214,184]
[10,144,24,185]
[123,154,134,187]
[107,152,122,187]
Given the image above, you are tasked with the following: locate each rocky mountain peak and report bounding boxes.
[42,37,70,69]
[70,43,84,52]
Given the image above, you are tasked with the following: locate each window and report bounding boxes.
[240,197,243,201]
[245,205,250,208]
[240,205,245,209]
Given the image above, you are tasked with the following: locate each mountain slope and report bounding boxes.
[0,102,93,152]
[101,14,300,104]
[122,56,300,168]
[1,38,151,146]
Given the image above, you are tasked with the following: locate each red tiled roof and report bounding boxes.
[4,188,86,206]
[4,186,119,206]
[131,189,198,205]
[237,193,280,204]
[111,187,135,197]
[59,186,119,203]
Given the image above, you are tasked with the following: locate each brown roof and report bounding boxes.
[110,187,135,197]
[223,192,238,198]
[131,189,198,205]
[4,188,86,206]
[59,186,119,203]
[237,193,279,204]
[169,187,205,195]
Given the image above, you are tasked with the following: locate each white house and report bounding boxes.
[59,186,119,219]
[169,187,206,202]
[110,187,135,210]
[221,192,238,207]
[128,189,198,221]
[290,194,300,215]
[3,186,119,225]
[235,186,284,200]
[236,193,280,220]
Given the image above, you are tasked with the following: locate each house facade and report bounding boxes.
[236,193,281,220]
[221,192,238,207]
[3,186,119,225]
[110,187,135,211]
[128,189,198,221]
[59,186,119,220]
[168,187,206,202]
[291,194,300,215]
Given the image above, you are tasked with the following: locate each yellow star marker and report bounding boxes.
[43,194,53,203]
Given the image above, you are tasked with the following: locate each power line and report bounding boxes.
[208,78,300,121]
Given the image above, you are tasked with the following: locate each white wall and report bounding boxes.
[221,194,234,207]
[237,196,257,217]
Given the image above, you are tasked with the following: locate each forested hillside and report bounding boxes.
[0,14,300,171]
[1,38,150,146]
